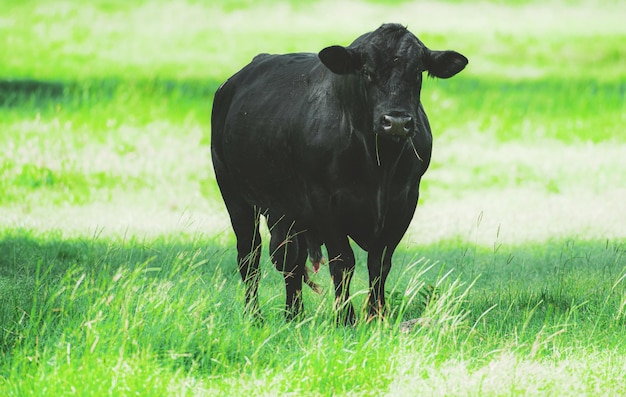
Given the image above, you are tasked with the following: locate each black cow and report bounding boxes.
[211,24,467,324]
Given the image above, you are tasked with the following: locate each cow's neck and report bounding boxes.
[363,133,410,234]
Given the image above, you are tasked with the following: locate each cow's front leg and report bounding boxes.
[367,245,393,320]
[327,237,356,326]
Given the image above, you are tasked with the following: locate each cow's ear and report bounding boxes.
[425,50,468,79]
[319,45,362,75]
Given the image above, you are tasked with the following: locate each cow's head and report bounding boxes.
[319,24,467,139]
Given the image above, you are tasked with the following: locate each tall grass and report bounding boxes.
[1,232,625,394]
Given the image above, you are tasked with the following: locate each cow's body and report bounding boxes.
[211,24,467,324]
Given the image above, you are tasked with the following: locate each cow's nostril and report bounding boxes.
[382,115,393,129]
[404,118,413,132]
[381,114,413,136]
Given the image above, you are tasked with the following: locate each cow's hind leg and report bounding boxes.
[226,200,263,321]
[213,150,263,321]
[269,219,307,321]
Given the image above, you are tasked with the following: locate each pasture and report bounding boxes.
[1,0,625,395]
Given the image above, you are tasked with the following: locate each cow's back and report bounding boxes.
[211,52,331,215]
[212,52,326,144]
[213,52,323,122]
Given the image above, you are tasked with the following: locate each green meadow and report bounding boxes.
[1,0,625,395]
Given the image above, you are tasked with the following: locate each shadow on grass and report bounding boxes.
[3,76,623,110]
[0,229,236,282]
[1,229,625,373]
[1,230,624,325]
[1,229,624,297]
[376,237,626,328]
[0,77,223,109]
[0,230,238,356]
[3,76,624,144]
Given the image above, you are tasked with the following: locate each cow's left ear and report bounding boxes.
[425,50,468,79]
[319,45,362,75]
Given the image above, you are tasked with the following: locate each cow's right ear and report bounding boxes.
[318,46,362,75]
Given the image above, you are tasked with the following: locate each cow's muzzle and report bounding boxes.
[380,114,414,138]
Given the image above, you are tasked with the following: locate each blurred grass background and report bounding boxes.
[1,0,624,244]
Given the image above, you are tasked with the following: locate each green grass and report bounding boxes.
[1,0,626,395]
[1,232,625,394]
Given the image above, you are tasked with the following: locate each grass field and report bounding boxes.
[1,0,625,395]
